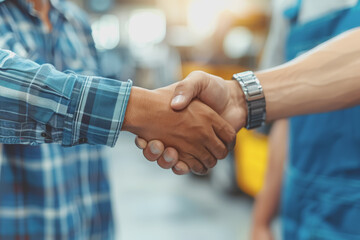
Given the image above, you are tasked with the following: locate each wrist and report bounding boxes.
[123,86,175,136]
[123,87,152,134]
[226,80,247,131]
[253,215,272,227]
[255,71,273,121]
[252,192,275,226]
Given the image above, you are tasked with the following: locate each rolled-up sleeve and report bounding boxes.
[0,49,132,147]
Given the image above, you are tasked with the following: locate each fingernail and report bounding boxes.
[171,95,185,105]
[174,165,182,172]
[164,153,173,163]
[135,139,146,149]
[149,143,161,155]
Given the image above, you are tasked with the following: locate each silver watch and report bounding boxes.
[232,71,266,129]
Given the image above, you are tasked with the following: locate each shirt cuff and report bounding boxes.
[62,75,132,147]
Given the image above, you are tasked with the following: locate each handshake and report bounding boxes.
[120,28,360,175]
[123,71,249,175]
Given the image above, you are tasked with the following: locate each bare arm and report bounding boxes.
[259,27,360,121]
[136,27,360,174]
[251,120,288,240]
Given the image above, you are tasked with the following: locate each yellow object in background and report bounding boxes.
[234,129,268,197]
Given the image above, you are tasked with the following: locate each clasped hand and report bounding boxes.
[132,71,247,175]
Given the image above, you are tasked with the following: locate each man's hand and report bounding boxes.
[123,83,236,175]
[171,71,246,132]
[135,71,247,174]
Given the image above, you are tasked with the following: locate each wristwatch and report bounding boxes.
[232,71,266,129]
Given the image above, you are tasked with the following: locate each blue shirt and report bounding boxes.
[281,1,360,239]
[0,0,132,239]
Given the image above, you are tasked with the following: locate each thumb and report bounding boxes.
[171,81,197,110]
[171,72,206,110]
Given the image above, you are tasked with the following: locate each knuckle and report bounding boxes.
[214,140,228,159]
[192,166,207,175]
[197,167,209,175]
[189,70,205,77]
[219,147,228,160]
[189,161,206,175]
[188,70,208,82]
[200,152,216,168]
[176,81,185,89]
[199,129,210,140]
[229,130,237,145]
[179,152,208,175]
[207,157,217,168]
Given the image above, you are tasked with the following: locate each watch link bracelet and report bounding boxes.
[232,71,266,129]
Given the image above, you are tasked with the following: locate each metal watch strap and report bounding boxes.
[232,71,266,129]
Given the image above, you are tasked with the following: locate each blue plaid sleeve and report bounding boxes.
[0,49,132,147]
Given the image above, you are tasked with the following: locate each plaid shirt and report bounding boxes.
[0,0,132,239]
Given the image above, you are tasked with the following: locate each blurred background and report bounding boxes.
[72,0,279,239]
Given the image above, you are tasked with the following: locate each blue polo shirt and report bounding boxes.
[281,1,360,239]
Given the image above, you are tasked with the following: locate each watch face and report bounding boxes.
[88,0,113,13]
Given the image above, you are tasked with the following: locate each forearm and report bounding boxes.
[0,49,132,146]
[252,120,288,226]
[257,27,360,121]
